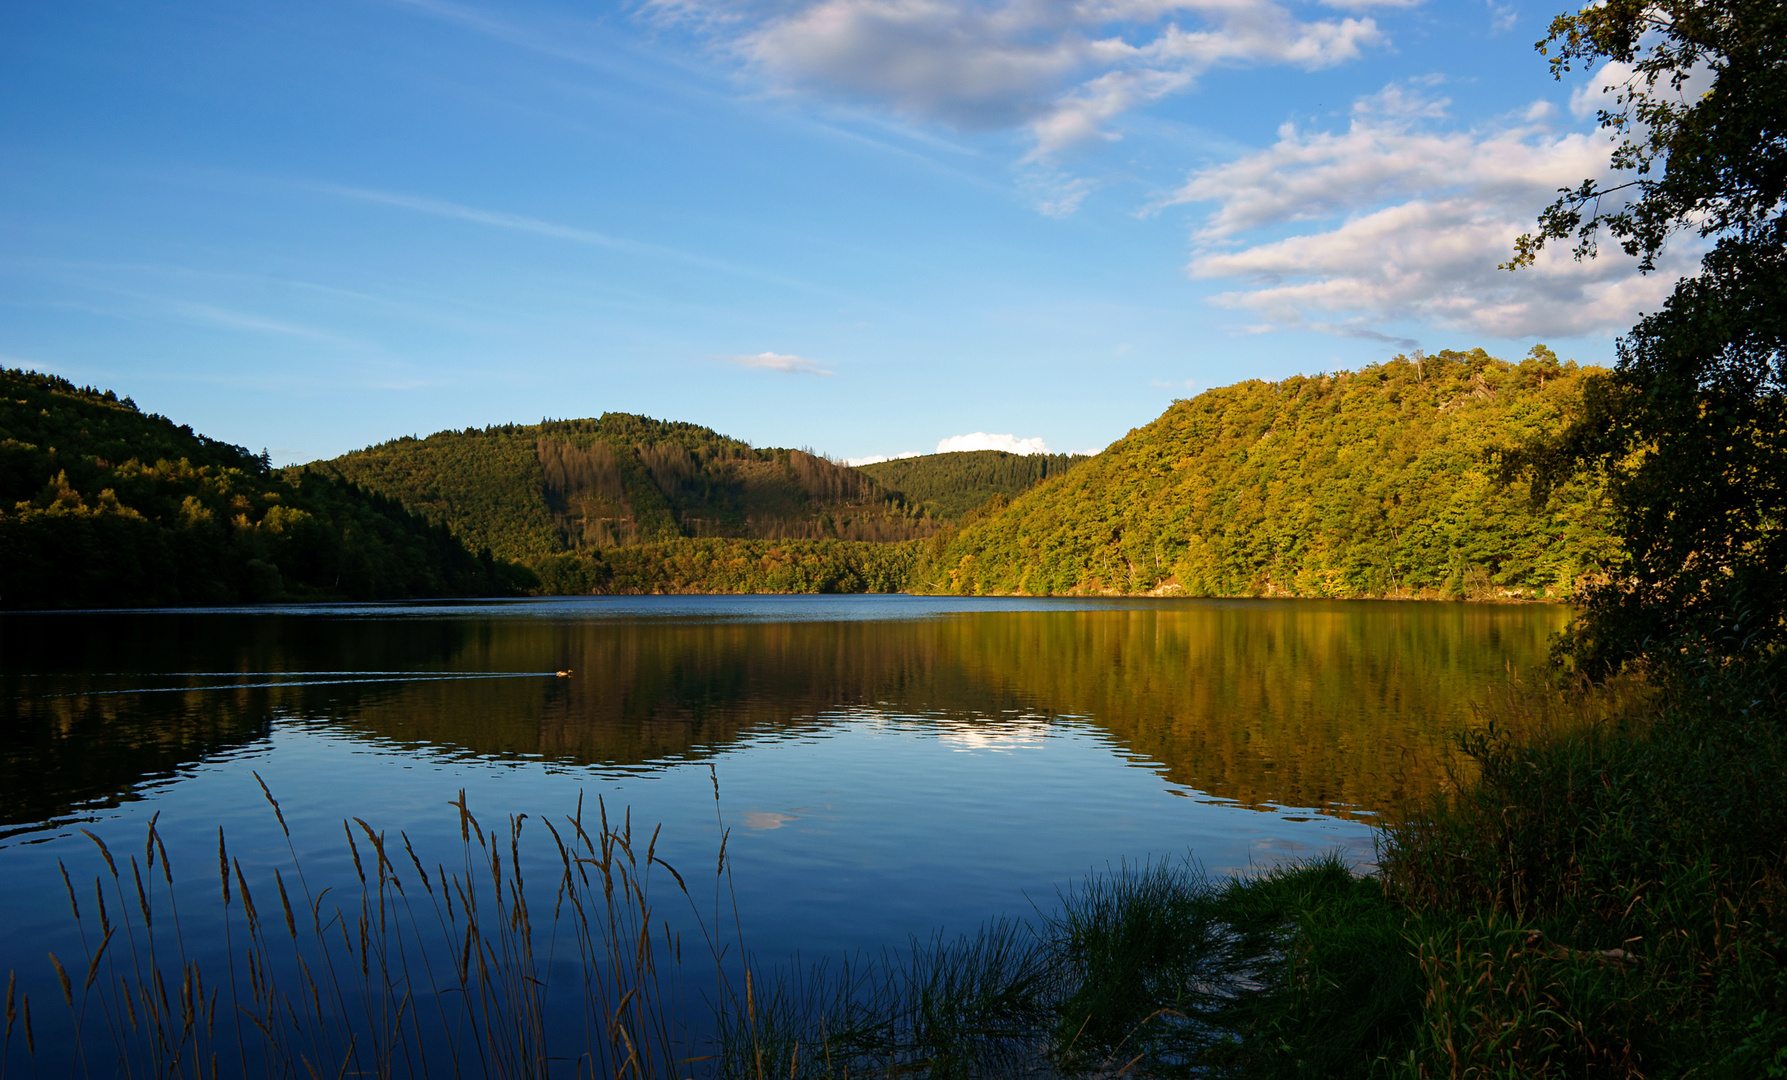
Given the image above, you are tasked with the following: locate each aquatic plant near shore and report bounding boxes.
[4,775,725,1079]
[6,770,1403,1080]
[715,855,1420,1080]
[734,663,1787,1078]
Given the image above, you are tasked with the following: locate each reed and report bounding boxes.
[726,659,1785,1079]
[6,779,1379,1079]
[717,916,1058,1080]
[4,768,737,1079]
[0,785,1449,1080]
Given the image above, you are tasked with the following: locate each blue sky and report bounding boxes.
[1,1,1674,465]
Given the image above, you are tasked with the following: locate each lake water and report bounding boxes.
[0,595,1566,1072]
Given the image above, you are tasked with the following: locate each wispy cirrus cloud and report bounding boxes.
[721,350,834,374]
[313,182,833,293]
[1161,79,1690,341]
[162,300,376,348]
[648,0,1397,159]
[323,184,633,247]
[0,351,60,374]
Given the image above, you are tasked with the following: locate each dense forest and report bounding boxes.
[916,348,1615,599]
[504,348,1617,599]
[0,369,527,608]
[855,449,1087,521]
[3,347,1621,604]
[321,415,941,561]
[532,537,920,595]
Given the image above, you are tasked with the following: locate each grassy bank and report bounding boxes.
[719,661,1785,1078]
[1378,659,1787,1077]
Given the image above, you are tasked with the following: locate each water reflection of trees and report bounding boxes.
[0,689,269,832]
[936,603,1568,818]
[0,613,473,831]
[0,602,1568,830]
[334,603,1567,817]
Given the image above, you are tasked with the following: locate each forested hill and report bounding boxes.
[854,450,1087,521]
[0,369,526,608]
[920,348,1617,599]
[317,414,941,562]
[5,350,1623,604]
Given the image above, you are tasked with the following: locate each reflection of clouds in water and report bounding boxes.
[936,718,1052,753]
[740,811,796,831]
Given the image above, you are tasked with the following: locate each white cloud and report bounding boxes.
[848,433,1060,461]
[937,718,1050,751]
[936,431,1050,454]
[324,183,633,246]
[650,0,1387,158]
[1162,78,1693,340]
[1569,60,1633,120]
[739,811,796,830]
[1022,170,1098,217]
[1568,55,1714,127]
[163,300,377,350]
[845,450,923,465]
[721,350,834,374]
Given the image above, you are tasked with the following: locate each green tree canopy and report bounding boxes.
[0,369,527,608]
[853,450,1087,522]
[320,416,940,562]
[919,350,1615,600]
[1506,0,1787,670]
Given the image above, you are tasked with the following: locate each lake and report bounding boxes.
[0,595,1566,1073]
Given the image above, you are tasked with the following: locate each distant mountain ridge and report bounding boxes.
[316,414,942,562]
[854,449,1088,522]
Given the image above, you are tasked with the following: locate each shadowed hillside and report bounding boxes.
[0,369,525,608]
[854,449,1088,521]
[319,415,942,562]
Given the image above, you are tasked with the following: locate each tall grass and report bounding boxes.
[7,784,1405,1080]
[1379,657,1787,1077]
[716,918,1056,1080]
[4,771,733,1079]
[713,854,1418,1080]
[731,659,1785,1079]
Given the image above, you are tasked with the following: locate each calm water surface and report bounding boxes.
[0,595,1565,1065]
